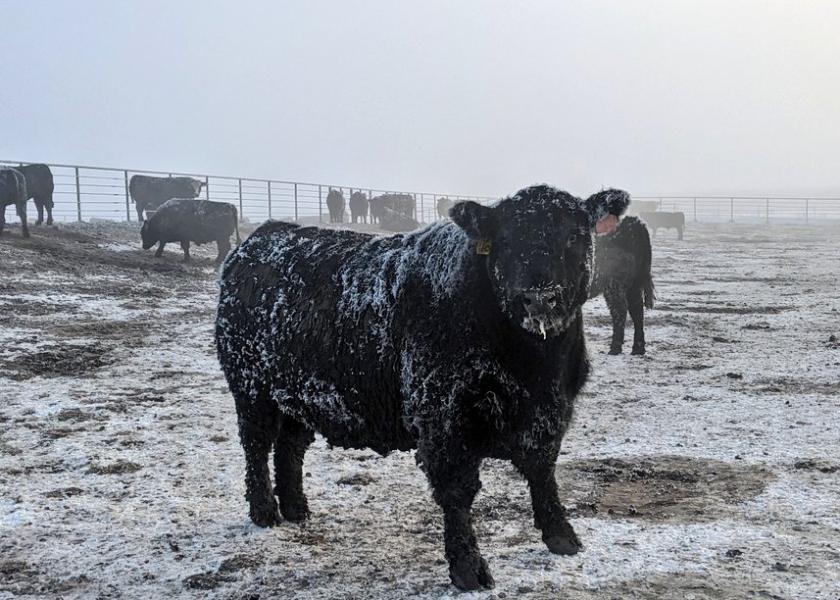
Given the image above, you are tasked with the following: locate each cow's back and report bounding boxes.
[152,199,235,244]
[217,222,417,453]
[16,164,53,198]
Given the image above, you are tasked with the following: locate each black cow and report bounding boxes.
[436,197,453,220]
[215,185,630,590]
[349,191,369,224]
[589,216,655,355]
[378,206,420,232]
[640,211,685,240]
[369,193,415,225]
[15,164,54,226]
[0,169,29,238]
[129,175,204,222]
[141,198,239,264]
[326,188,345,223]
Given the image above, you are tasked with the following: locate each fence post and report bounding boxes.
[75,167,82,222]
[805,198,809,224]
[658,197,663,210]
[420,193,425,223]
[205,176,210,200]
[730,197,734,223]
[766,198,770,224]
[238,178,243,221]
[294,183,299,222]
[693,197,697,222]
[319,185,323,223]
[267,181,272,219]
[124,170,130,221]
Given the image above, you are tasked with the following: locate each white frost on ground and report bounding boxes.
[0,223,839,599]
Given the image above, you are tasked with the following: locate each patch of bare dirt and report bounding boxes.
[1,342,113,380]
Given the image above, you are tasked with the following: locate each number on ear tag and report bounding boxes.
[476,240,492,255]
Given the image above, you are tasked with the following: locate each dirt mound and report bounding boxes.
[556,455,773,522]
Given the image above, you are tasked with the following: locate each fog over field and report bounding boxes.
[1,1,840,198]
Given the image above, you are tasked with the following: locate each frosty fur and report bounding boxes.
[215,184,630,590]
[590,215,655,355]
[349,191,369,224]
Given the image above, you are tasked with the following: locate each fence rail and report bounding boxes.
[0,159,496,225]
[2,159,840,225]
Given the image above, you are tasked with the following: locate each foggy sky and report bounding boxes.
[1,0,838,198]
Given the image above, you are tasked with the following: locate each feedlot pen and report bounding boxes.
[0,221,838,599]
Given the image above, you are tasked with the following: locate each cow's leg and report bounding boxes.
[235,386,282,527]
[514,449,581,555]
[180,241,191,262]
[215,238,231,266]
[604,282,627,355]
[420,446,493,591]
[17,202,29,238]
[0,205,5,235]
[678,226,684,241]
[136,204,145,223]
[627,286,646,355]
[34,200,45,226]
[45,197,53,225]
[155,242,165,258]
[273,416,314,522]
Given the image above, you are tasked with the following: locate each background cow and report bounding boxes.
[129,175,204,222]
[436,197,453,220]
[216,185,629,590]
[369,193,415,225]
[15,164,54,226]
[326,188,345,223]
[378,206,420,232]
[0,169,29,238]
[640,211,685,240]
[141,198,239,264]
[349,191,369,224]
[590,216,655,355]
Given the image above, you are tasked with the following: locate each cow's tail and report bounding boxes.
[233,206,241,244]
[639,220,655,309]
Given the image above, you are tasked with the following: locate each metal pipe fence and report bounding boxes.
[0,159,496,225]
[2,159,839,225]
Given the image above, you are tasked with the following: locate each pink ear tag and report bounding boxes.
[595,214,619,236]
[476,240,492,255]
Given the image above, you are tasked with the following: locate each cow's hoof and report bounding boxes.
[277,497,310,522]
[631,347,646,356]
[608,347,622,356]
[449,554,494,591]
[249,502,282,528]
[544,533,582,555]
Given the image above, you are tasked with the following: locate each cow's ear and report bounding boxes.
[583,189,630,229]
[450,201,497,240]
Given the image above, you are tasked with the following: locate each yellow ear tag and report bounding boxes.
[476,240,492,255]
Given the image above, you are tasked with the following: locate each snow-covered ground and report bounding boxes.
[0,221,838,599]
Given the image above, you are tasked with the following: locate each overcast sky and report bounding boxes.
[1,1,838,197]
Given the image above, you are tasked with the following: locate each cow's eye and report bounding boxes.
[566,234,577,246]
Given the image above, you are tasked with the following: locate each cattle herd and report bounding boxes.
[2,162,685,591]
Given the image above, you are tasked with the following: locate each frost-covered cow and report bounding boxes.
[215,184,629,591]
[15,164,54,226]
[369,193,415,225]
[141,198,239,264]
[129,174,204,222]
[0,168,29,238]
[326,188,345,223]
[590,216,655,355]
[349,191,369,224]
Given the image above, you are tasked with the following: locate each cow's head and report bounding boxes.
[191,179,204,197]
[450,185,630,339]
[140,219,159,250]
